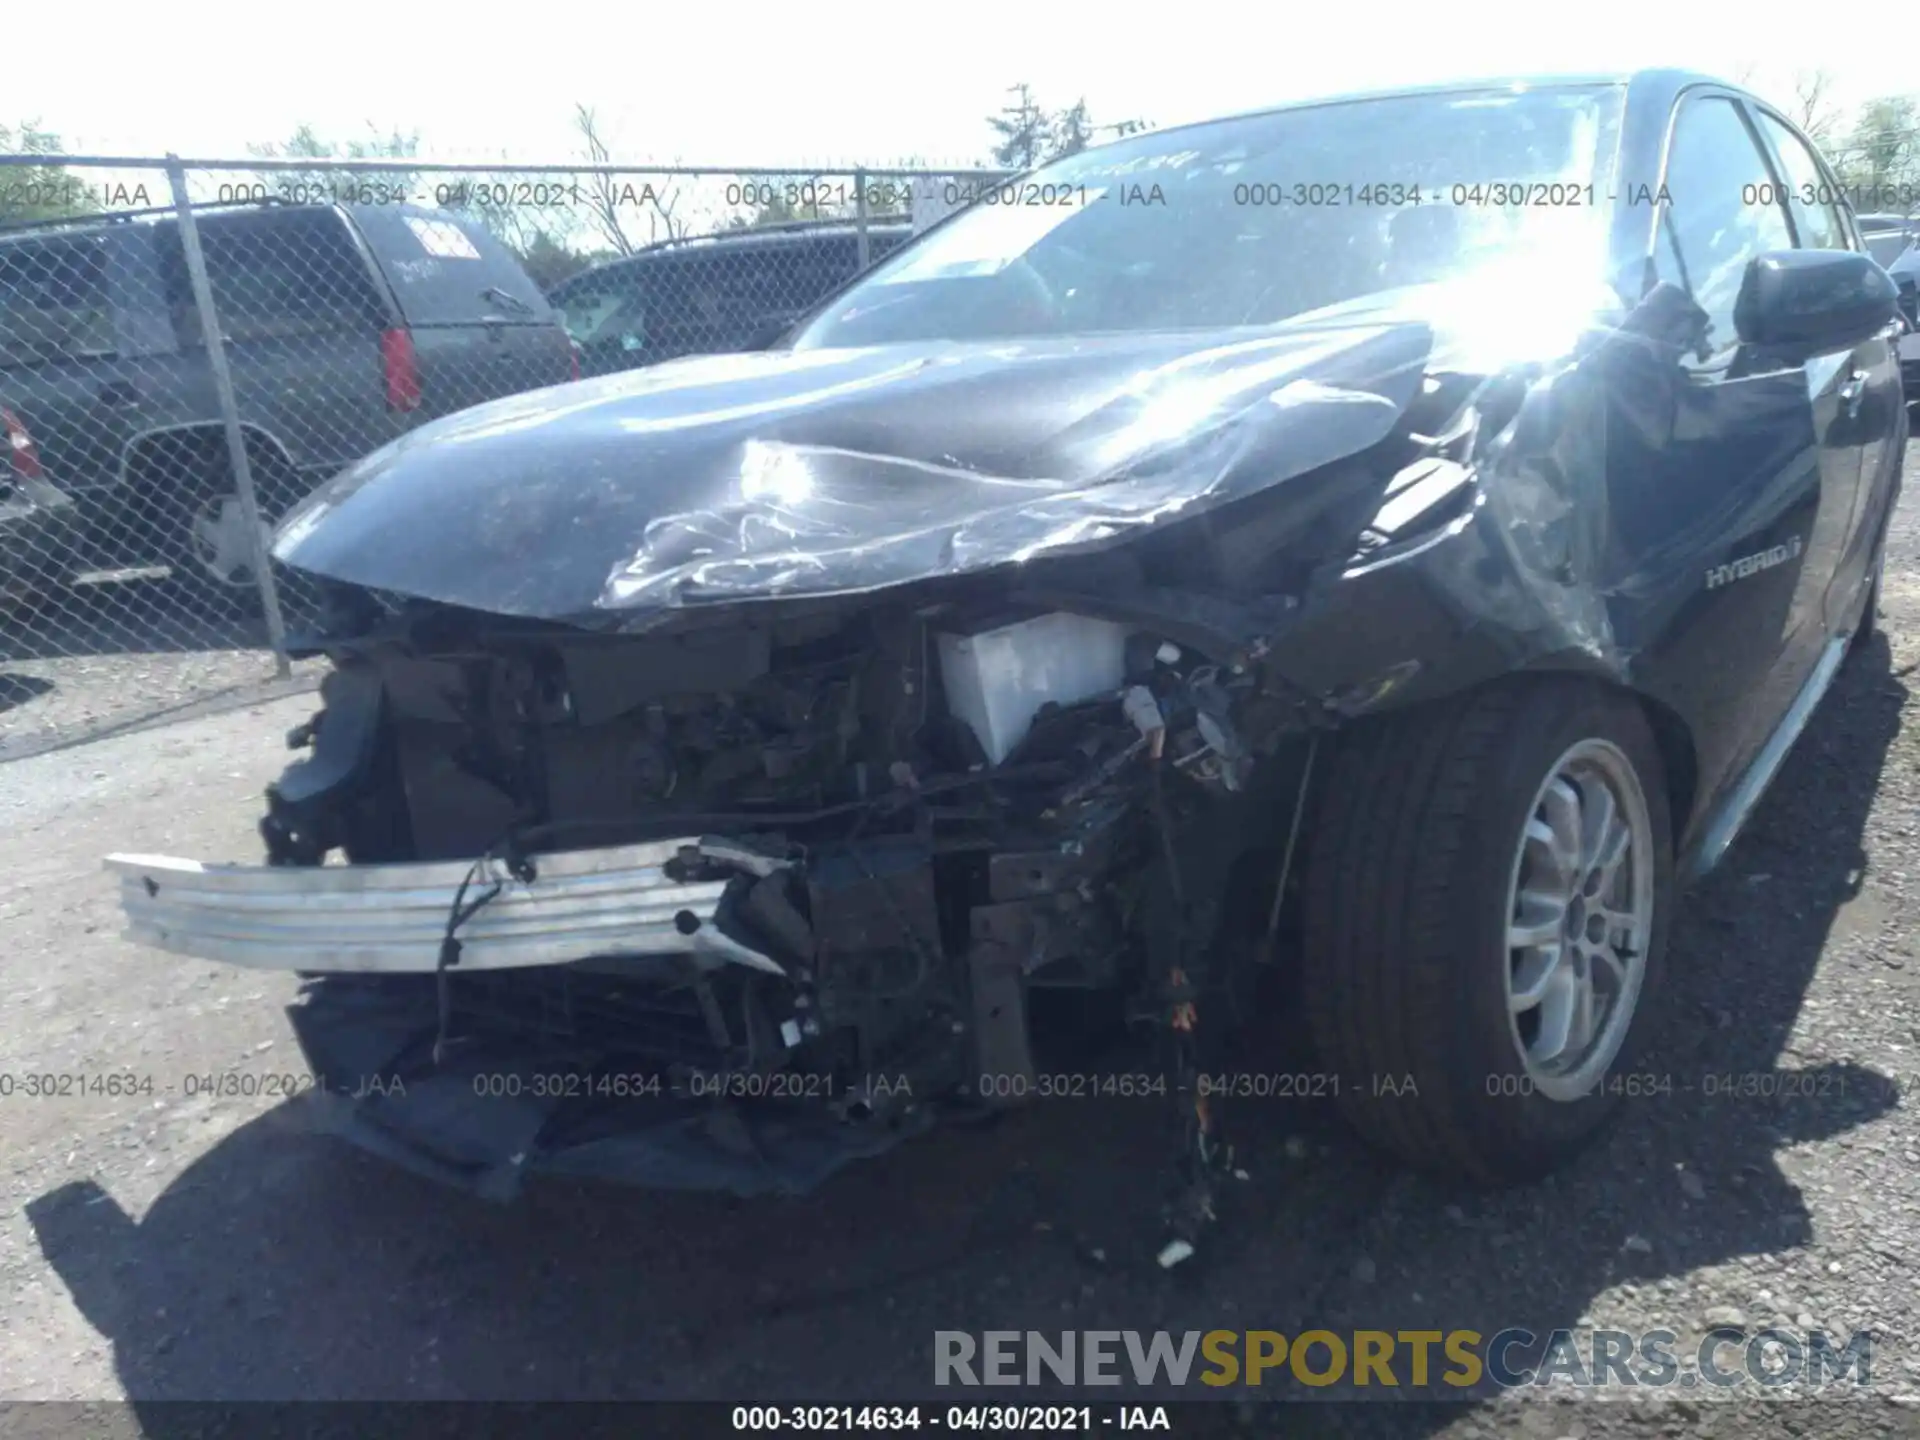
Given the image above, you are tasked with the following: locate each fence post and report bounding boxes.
[163,155,292,678]
[854,166,870,269]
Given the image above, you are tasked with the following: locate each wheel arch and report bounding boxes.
[1340,656,1701,851]
[1494,656,1699,849]
[120,422,299,490]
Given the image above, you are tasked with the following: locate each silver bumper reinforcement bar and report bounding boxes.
[103,838,784,976]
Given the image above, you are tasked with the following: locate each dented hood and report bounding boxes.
[274,319,1432,625]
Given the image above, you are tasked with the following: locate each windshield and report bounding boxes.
[793,84,1623,349]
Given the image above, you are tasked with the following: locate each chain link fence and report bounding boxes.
[0,154,1009,752]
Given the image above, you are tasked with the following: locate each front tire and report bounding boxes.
[1301,679,1673,1185]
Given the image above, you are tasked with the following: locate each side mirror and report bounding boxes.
[1734,249,1899,351]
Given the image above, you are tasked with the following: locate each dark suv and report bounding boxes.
[548,218,913,377]
[0,201,575,594]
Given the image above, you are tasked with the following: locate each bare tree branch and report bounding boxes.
[1791,69,1844,147]
[642,171,688,244]
[574,104,636,256]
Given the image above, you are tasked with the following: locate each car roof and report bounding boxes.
[552,219,914,291]
[0,198,364,248]
[1061,69,1731,151]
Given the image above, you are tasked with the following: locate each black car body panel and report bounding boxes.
[273,320,1432,620]
[107,70,1908,1201]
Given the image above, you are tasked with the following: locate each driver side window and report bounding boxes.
[1652,96,1794,370]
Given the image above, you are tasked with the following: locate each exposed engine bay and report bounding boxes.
[245,557,1338,1215]
[130,364,1493,1226]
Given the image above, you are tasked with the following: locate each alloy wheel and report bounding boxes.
[1502,738,1656,1102]
[187,493,272,588]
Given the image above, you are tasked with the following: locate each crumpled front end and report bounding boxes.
[104,284,1679,1203]
[110,589,1312,1200]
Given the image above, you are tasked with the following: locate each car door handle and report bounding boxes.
[1839,371,1868,419]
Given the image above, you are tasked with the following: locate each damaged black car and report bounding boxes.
[109,71,1907,1237]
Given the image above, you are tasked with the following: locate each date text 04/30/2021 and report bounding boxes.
[729,1405,1172,1432]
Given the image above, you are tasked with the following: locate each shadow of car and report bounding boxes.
[28,638,1904,1422]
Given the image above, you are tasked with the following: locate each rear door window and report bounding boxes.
[349,207,556,327]
[0,234,116,365]
[159,210,386,345]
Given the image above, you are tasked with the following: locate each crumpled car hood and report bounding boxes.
[274,318,1434,625]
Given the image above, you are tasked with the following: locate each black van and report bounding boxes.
[0,201,575,593]
[548,219,914,378]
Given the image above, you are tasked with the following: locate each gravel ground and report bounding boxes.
[2,444,1919,1437]
[0,576,321,762]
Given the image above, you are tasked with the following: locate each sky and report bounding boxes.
[12,0,1916,168]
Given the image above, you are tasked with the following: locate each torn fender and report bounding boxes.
[272,321,1431,626]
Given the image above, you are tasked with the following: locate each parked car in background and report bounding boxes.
[1857,213,1917,268]
[0,201,575,596]
[110,73,1907,1223]
[1861,216,1920,397]
[548,218,914,377]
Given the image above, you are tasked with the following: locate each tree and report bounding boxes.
[0,121,98,225]
[513,229,595,288]
[1829,96,1920,201]
[724,168,924,230]
[1787,69,1845,151]
[729,192,808,229]
[988,84,1051,170]
[573,105,687,253]
[985,86,1155,170]
[728,178,839,230]
[244,123,421,200]
[1048,99,1094,161]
